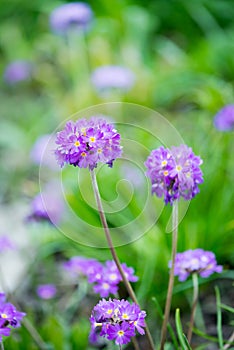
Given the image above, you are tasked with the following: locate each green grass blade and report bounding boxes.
[175,308,192,350]
[215,286,224,349]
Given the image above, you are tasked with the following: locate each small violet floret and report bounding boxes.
[169,249,223,281]
[145,144,203,205]
[63,257,138,298]
[89,298,146,346]
[55,117,122,170]
[0,293,26,342]
[213,104,234,131]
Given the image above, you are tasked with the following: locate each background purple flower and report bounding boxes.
[50,2,93,34]
[3,60,32,84]
[36,284,57,299]
[91,65,135,93]
[63,257,138,298]
[213,105,234,131]
[145,144,203,204]
[170,249,223,281]
[27,182,64,225]
[0,234,16,253]
[89,298,146,346]
[55,117,122,170]
[30,134,58,170]
[0,293,25,341]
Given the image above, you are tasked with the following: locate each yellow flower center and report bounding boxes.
[122,313,129,319]
[81,152,87,157]
[81,127,86,136]
[176,165,182,171]
[1,313,7,318]
[118,330,124,336]
[97,148,102,154]
[74,141,80,147]
[89,136,96,143]
[102,282,109,289]
[163,170,168,176]
[162,160,167,166]
[107,309,113,314]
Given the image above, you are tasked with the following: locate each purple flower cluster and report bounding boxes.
[36,284,57,300]
[0,235,16,253]
[27,182,64,225]
[91,65,135,93]
[145,144,203,205]
[170,249,223,281]
[55,117,122,170]
[50,2,93,34]
[89,298,146,346]
[213,105,234,131]
[0,293,25,342]
[63,257,138,297]
[3,60,32,85]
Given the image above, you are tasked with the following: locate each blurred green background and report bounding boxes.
[0,0,234,349]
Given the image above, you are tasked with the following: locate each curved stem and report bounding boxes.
[160,201,178,350]
[187,273,199,343]
[90,169,155,350]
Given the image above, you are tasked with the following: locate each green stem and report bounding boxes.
[187,273,199,343]
[160,200,178,350]
[0,342,4,350]
[90,169,155,350]
[215,286,224,349]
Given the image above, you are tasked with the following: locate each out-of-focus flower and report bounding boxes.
[0,235,16,253]
[169,249,223,281]
[63,257,138,298]
[50,2,93,34]
[89,298,146,346]
[55,117,122,170]
[30,134,58,170]
[27,182,64,225]
[145,144,203,205]
[36,284,57,299]
[3,60,32,84]
[91,65,135,94]
[213,105,234,131]
[0,293,26,342]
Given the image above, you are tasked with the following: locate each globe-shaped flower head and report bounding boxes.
[169,249,223,281]
[89,298,146,346]
[91,65,135,94]
[50,2,93,34]
[145,144,203,205]
[213,104,234,131]
[55,117,122,170]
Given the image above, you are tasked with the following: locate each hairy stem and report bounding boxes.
[160,201,178,350]
[187,273,199,343]
[90,169,154,350]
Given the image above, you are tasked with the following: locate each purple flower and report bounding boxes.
[55,117,122,170]
[3,60,32,84]
[30,134,58,170]
[107,321,135,345]
[170,249,223,281]
[0,293,26,341]
[213,105,234,131]
[50,2,93,34]
[145,144,203,205]
[27,182,64,225]
[0,235,16,253]
[91,65,135,94]
[36,284,57,299]
[63,257,138,298]
[89,298,146,346]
